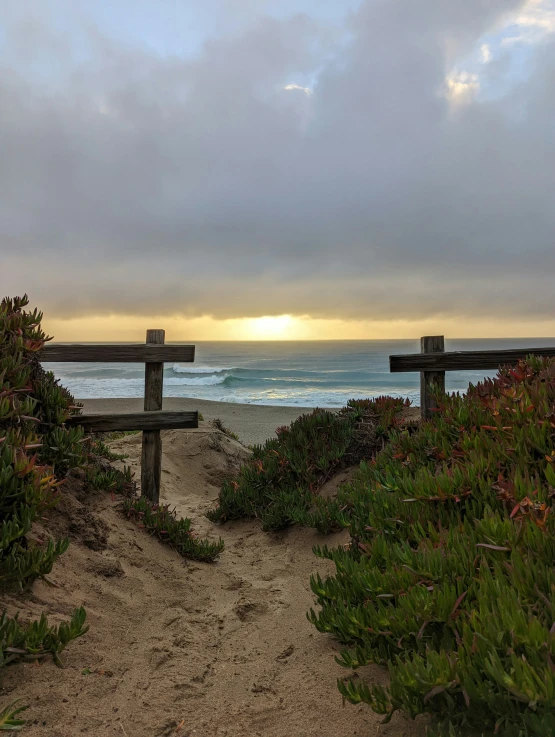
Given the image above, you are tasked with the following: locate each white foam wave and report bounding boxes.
[165,374,228,387]
[172,364,234,374]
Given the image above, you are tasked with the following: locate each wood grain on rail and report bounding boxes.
[66,411,198,432]
[390,347,555,373]
[40,344,195,363]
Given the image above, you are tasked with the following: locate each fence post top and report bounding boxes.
[146,329,165,344]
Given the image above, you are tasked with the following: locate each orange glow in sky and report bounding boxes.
[42,313,555,342]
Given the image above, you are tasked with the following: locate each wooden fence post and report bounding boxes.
[141,329,165,502]
[420,336,445,421]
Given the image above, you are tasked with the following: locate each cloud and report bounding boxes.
[445,71,480,99]
[480,43,492,62]
[1,0,555,327]
[502,0,555,43]
[284,83,312,94]
[517,0,555,34]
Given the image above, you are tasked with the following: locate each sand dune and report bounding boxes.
[4,426,425,737]
[79,397,327,447]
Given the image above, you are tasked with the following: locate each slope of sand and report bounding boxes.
[79,398,321,448]
[79,398,421,448]
[2,426,426,737]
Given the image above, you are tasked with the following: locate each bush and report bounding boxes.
[123,497,224,562]
[0,296,86,588]
[1,295,89,725]
[212,417,240,441]
[309,357,555,736]
[1,608,88,668]
[207,397,409,531]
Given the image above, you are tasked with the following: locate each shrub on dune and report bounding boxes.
[207,396,409,531]
[309,357,555,737]
[1,296,88,695]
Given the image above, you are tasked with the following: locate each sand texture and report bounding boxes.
[79,398,321,448]
[2,423,426,737]
[79,398,421,447]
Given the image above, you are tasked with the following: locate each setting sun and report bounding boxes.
[243,315,295,340]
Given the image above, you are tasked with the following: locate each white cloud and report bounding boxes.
[445,71,480,100]
[503,0,555,44]
[284,83,312,95]
[517,0,555,30]
[480,43,492,62]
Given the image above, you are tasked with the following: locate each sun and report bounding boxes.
[244,315,295,340]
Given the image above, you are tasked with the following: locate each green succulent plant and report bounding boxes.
[123,496,224,562]
[207,398,409,531]
[309,356,555,737]
[1,295,89,723]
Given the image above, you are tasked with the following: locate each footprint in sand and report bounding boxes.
[224,576,249,591]
[85,556,125,578]
[233,600,269,621]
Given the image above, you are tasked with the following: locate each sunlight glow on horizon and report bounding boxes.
[41,313,555,342]
[242,315,295,339]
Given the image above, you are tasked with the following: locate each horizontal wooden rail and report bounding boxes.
[40,328,198,503]
[66,410,198,433]
[40,343,195,363]
[390,346,555,373]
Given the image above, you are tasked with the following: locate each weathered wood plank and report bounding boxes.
[142,329,164,503]
[390,346,555,373]
[420,336,445,421]
[40,343,195,363]
[143,331,165,414]
[66,411,198,432]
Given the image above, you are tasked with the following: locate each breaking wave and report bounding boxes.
[172,364,235,374]
[165,374,230,387]
[48,339,521,404]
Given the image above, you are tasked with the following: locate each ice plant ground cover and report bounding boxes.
[0,296,89,725]
[207,396,410,531]
[309,357,555,736]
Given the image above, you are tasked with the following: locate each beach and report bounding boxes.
[80,397,321,446]
[4,418,426,737]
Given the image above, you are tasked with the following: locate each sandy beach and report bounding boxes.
[4,423,425,737]
[4,397,425,735]
[79,397,325,447]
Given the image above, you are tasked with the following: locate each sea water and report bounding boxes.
[47,339,555,408]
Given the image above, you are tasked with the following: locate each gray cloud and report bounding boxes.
[1,0,554,323]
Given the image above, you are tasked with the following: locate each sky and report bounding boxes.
[1,0,555,340]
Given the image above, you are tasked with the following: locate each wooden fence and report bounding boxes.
[390,336,555,421]
[41,331,555,497]
[41,330,197,503]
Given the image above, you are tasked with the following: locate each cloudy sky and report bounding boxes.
[1,0,554,340]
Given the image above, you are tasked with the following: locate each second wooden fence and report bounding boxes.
[390,336,555,420]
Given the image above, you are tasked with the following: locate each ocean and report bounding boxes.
[48,339,555,408]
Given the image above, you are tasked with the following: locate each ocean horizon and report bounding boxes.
[48,338,555,408]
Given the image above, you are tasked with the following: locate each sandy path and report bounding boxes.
[2,429,426,737]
